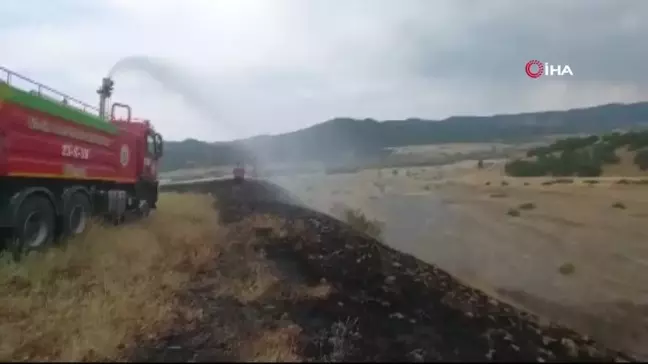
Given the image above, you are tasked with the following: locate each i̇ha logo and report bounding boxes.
[525,60,573,79]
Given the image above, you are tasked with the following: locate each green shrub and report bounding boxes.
[343,208,384,239]
[518,202,536,210]
[634,149,648,170]
[490,192,507,198]
[612,202,626,209]
[559,263,575,275]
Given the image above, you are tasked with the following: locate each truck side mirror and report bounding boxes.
[154,133,164,158]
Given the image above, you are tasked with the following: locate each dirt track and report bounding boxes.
[143,180,634,362]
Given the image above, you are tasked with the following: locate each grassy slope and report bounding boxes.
[0,193,220,361]
[0,185,633,361]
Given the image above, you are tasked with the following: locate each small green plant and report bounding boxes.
[612,202,626,209]
[392,169,398,176]
[423,184,431,191]
[485,181,491,186]
[343,208,384,239]
[518,202,536,210]
[553,178,574,184]
[559,262,575,275]
[523,182,530,186]
[501,181,510,186]
[507,208,520,217]
[616,179,630,185]
[490,192,508,198]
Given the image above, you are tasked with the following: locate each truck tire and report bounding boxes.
[138,200,151,218]
[11,194,56,260]
[62,192,92,238]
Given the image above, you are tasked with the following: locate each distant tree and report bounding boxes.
[627,131,648,151]
[527,146,551,158]
[592,143,620,164]
[505,160,546,177]
[634,149,648,170]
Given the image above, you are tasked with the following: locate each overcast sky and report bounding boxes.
[2,0,647,141]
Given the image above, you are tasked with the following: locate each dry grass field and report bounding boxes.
[5,135,646,360]
[0,193,221,361]
[0,192,337,362]
[271,150,648,359]
[0,176,638,361]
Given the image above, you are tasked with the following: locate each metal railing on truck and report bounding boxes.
[0,66,101,117]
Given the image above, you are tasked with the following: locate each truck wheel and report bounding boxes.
[138,200,151,218]
[111,212,125,226]
[11,195,56,260]
[62,192,92,238]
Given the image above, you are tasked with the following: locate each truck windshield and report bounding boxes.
[147,134,156,156]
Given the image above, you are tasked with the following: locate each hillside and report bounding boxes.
[504,130,648,177]
[162,101,648,172]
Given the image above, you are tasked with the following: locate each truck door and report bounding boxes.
[142,132,158,180]
[134,131,161,209]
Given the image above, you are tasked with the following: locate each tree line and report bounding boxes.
[505,130,648,177]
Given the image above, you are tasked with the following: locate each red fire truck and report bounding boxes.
[0,67,164,259]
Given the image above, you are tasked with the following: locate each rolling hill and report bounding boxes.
[161,101,648,172]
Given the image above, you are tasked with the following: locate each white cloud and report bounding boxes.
[2,0,647,141]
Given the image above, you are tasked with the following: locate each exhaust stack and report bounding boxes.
[97,77,114,120]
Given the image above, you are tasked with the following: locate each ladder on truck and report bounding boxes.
[0,66,101,117]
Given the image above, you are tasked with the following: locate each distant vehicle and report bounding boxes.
[233,163,245,184]
[0,66,164,259]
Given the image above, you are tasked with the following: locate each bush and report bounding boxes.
[344,209,383,239]
[490,192,508,198]
[559,262,575,275]
[634,149,648,170]
[612,202,626,209]
[507,133,640,178]
[336,207,384,240]
[592,143,620,164]
[553,178,574,184]
[518,202,536,210]
[505,160,546,177]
